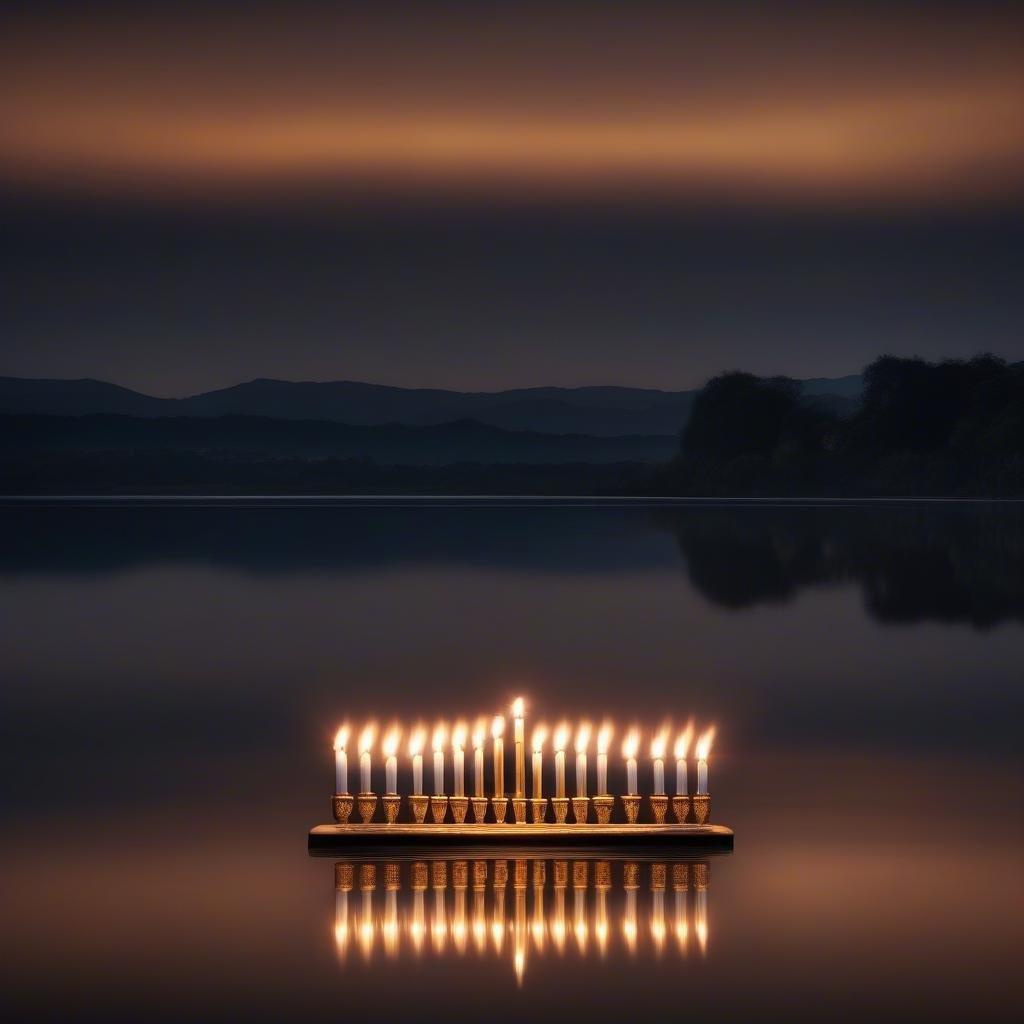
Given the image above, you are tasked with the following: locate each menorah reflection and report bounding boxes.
[331,858,713,983]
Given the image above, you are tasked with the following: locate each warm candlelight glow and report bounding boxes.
[696,726,715,761]
[575,722,591,754]
[532,724,547,752]
[491,715,505,739]
[512,696,525,718]
[554,722,569,752]
[359,723,376,754]
[472,718,487,750]
[622,729,639,759]
[433,723,448,752]
[651,728,669,760]
[674,721,695,760]
[452,721,467,750]
[382,725,401,758]
[408,725,425,757]
[597,722,613,754]
[333,725,350,751]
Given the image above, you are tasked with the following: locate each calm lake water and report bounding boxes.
[1,498,1022,1022]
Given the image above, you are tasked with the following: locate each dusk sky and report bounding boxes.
[3,1,1024,395]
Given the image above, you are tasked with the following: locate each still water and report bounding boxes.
[1,498,1022,1022]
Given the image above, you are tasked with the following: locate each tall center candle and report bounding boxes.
[674,722,694,796]
[383,725,401,794]
[472,719,486,798]
[623,730,639,796]
[651,729,668,795]
[452,721,467,798]
[575,723,590,797]
[359,723,376,793]
[532,725,547,799]
[513,697,526,797]
[491,716,505,798]
[333,725,350,794]
[596,723,612,795]
[554,723,569,799]
[409,726,425,795]
[432,724,447,796]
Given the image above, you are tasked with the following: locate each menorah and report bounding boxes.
[309,698,734,849]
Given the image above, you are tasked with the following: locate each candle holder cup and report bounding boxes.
[449,796,469,824]
[649,795,669,825]
[672,795,691,824]
[335,862,354,891]
[332,794,354,824]
[357,793,377,824]
[572,796,590,824]
[551,797,569,824]
[491,796,508,823]
[530,797,548,824]
[470,797,489,823]
[692,794,710,826]
[382,794,401,824]
[409,794,429,824]
[430,795,449,823]
[621,794,641,824]
[512,797,527,824]
[592,795,614,824]
[693,862,710,891]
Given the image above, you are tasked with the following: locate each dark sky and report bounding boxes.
[2,1,1024,396]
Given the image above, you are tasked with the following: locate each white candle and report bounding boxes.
[383,725,400,795]
[513,697,526,798]
[674,723,693,796]
[333,725,349,794]
[623,730,639,796]
[596,722,612,795]
[358,723,375,793]
[532,725,547,799]
[432,723,447,796]
[651,730,668,796]
[472,719,486,798]
[492,716,505,798]
[452,721,467,798]
[575,723,590,797]
[409,726,425,796]
[696,726,715,796]
[554,722,569,799]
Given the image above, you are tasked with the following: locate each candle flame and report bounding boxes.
[408,725,426,757]
[451,720,468,750]
[432,722,448,752]
[491,715,505,739]
[512,696,525,718]
[622,729,639,759]
[382,724,401,758]
[472,717,488,749]
[553,721,570,752]
[333,724,350,751]
[574,722,591,754]
[358,723,376,754]
[696,726,716,761]
[597,721,614,754]
[674,720,695,760]
[651,726,669,759]
[532,723,548,752]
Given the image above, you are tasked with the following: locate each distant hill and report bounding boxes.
[0,374,862,436]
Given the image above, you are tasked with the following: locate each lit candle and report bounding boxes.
[513,697,526,798]
[674,721,694,796]
[492,716,505,798]
[409,725,425,795]
[596,722,613,795]
[575,723,591,797]
[623,729,639,796]
[452,721,467,798]
[553,722,569,799]
[432,723,447,796]
[359,723,376,793]
[383,724,401,794]
[333,724,350,795]
[696,726,715,795]
[651,727,669,796]
[531,724,547,799]
[472,718,486,798]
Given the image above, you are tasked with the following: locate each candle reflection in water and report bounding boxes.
[328,857,714,979]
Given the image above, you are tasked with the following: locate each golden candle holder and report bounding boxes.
[551,797,569,824]
[530,797,548,823]
[512,797,528,824]
[514,859,528,888]
[357,793,377,824]
[650,863,667,891]
[592,795,613,824]
[572,860,588,888]
[452,860,468,888]
[649,795,669,825]
[385,862,401,890]
[430,795,449,823]
[409,794,429,824]
[572,797,590,824]
[553,860,568,887]
[693,862,709,891]
[532,860,546,886]
[471,797,489,823]
[360,863,377,890]
[332,794,354,824]
[672,795,691,824]
[621,794,641,824]
[472,860,488,889]
[335,862,354,891]
[623,862,640,890]
[491,796,508,823]
[411,861,428,891]
[432,860,447,888]
[494,860,509,886]
[449,796,469,824]
[692,794,710,825]
[382,795,401,824]
[594,860,611,889]
[672,863,690,891]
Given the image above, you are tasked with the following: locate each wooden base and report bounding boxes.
[308,822,733,854]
